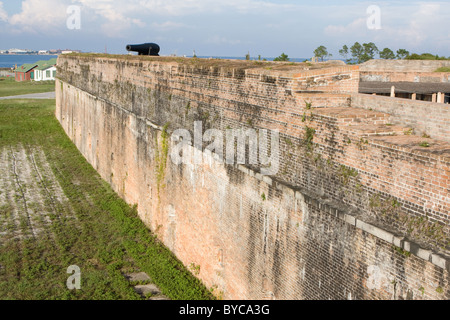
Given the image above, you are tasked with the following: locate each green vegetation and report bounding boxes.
[435,67,450,72]
[304,126,316,150]
[406,53,450,60]
[419,286,425,295]
[325,42,449,64]
[339,165,359,185]
[0,99,213,300]
[348,42,379,63]
[155,123,170,195]
[0,77,55,97]
[305,100,312,110]
[379,48,396,60]
[396,49,410,60]
[273,53,289,62]
[339,45,349,63]
[393,245,411,258]
[313,46,331,62]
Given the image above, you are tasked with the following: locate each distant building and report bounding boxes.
[33,58,57,81]
[14,58,57,82]
[14,63,37,81]
[359,59,450,104]
[38,50,49,55]
[8,48,28,54]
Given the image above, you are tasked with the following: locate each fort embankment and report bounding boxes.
[55,54,449,300]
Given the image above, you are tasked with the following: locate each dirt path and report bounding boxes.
[0,92,55,100]
[0,145,75,242]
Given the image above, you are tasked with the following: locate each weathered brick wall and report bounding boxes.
[351,93,450,143]
[360,71,450,83]
[360,59,450,72]
[55,54,449,300]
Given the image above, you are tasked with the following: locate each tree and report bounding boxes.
[350,42,364,63]
[396,49,409,60]
[245,52,250,60]
[351,42,378,63]
[339,45,349,60]
[273,53,289,62]
[405,53,450,60]
[361,42,379,62]
[379,48,396,60]
[314,45,331,62]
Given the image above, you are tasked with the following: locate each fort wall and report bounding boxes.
[55,54,450,300]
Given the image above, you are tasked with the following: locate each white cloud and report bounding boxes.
[136,0,297,16]
[0,2,8,22]
[324,18,366,36]
[151,21,189,31]
[1,0,301,36]
[8,0,68,32]
[206,35,242,46]
[323,2,450,49]
[389,3,442,45]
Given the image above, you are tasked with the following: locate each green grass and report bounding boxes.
[435,67,450,72]
[0,77,55,97]
[0,99,214,300]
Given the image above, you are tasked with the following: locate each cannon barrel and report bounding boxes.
[126,43,160,56]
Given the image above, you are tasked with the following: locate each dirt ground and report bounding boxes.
[0,145,77,242]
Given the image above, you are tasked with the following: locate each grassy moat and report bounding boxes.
[0,77,55,97]
[0,80,213,300]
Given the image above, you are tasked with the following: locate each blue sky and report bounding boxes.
[0,0,449,58]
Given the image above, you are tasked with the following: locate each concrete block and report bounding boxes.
[416,248,432,262]
[393,236,404,248]
[263,175,273,186]
[237,165,249,175]
[344,214,356,226]
[134,284,162,297]
[295,191,304,201]
[255,173,263,181]
[124,272,151,282]
[356,220,394,244]
[430,254,448,270]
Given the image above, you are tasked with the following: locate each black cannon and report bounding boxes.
[126,43,160,56]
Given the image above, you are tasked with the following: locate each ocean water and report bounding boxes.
[0,55,59,68]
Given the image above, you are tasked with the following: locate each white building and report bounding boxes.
[38,50,49,55]
[33,58,57,81]
[34,66,56,81]
[8,48,28,54]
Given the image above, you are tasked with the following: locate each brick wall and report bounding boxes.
[55,55,449,300]
[351,93,450,143]
[360,71,450,83]
[360,59,450,72]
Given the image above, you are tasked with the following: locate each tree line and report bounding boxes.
[244,43,448,63]
[313,43,450,64]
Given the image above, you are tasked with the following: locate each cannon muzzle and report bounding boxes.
[126,43,160,56]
